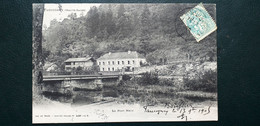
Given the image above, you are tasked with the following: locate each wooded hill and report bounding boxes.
[42,4,216,70]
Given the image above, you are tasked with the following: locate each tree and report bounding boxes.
[32,4,44,96]
[41,4,216,72]
[49,19,58,27]
[138,72,159,85]
[106,6,116,35]
[140,5,151,34]
[138,5,153,56]
[84,43,99,57]
[86,6,100,38]
[116,4,133,39]
[68,13,77,20]
[42,48,50,65]
[96,12,109,41]
[117,4,125,18]
[138,39,157,56]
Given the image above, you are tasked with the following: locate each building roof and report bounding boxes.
[97,51,145,60]
[65,57,92,62]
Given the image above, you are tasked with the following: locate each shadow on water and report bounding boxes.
[42,86,120,106]
[42,82,216,106]
[42,91,73,103]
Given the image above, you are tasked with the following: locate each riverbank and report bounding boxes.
[114,80,217,106]
[36,79,217,107]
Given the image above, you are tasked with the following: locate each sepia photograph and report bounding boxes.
[32,3,217,123]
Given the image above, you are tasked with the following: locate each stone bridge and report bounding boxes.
[42,75,122,95]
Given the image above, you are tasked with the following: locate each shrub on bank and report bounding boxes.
[122,74,132,81]
[138,72,159,85]
[159,78,174,86]
[184,70,217,92]
[117,94,136,104]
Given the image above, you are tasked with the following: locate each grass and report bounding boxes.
[176,91,217,102]
[116,71,217,105]
[183,70,217,92]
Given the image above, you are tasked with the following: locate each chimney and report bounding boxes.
[109,52,111,55]
[128,50,131,54]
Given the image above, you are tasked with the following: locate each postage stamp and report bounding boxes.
[180,3,217,42]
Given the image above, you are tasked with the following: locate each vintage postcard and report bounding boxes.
[32,3,217,123]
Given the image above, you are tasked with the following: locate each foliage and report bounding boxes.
[47,52,72,72]
[118,95,136,104]
[122,74,132,81]
[177,91,217,102]
[183,70,217,92]
[159,78,174,86]
[43,4,217,66]
[71,65,99,75]
[138,72,159,85]
[141,94,159,106]
[42,48,50,65]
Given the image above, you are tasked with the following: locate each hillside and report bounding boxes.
[42,4,217,71]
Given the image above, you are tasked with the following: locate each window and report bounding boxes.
[99,62,101,65]
[133,60,135,64]
[112,67,114,71]
[65,62,71,65]
[102,68,104,71]
[122,61,124,65]
[103,62,105,65]
[108,68,110,71]
[128,61,130,64]
[112,61,115,65]
[108,61,110,65]
[118,61,120,65]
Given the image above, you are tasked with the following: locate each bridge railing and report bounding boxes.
[43,74,121,81]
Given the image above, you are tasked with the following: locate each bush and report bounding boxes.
[138,72,159,85]
[71,65,99,75]
[117,94,136,104]
[145,95,159,106]
[159,78,174,86]
[122,74,132,81]
[184,70,217,92]
[118,80,125,86]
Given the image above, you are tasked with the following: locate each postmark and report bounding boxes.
[180,3,217,42]
[175,7,194,42]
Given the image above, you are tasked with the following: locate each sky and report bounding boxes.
[43,3,100,28]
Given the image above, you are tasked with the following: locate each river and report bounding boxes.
[42,85,121,105]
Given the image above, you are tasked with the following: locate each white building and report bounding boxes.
[96,51,146,72]
[64,57,94,71]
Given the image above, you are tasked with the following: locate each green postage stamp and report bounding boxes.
[180,3,217,42]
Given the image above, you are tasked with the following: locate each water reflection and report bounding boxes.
[42,87,119,105]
